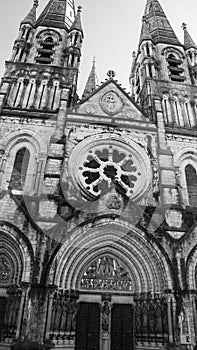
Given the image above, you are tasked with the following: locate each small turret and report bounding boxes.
[66,6,84,69]
[182,23,197,67]
[142,0,181,46]
[82,57,99,99]
[21,0,39,27]
[36,0,75,30]
[11,0,39,63]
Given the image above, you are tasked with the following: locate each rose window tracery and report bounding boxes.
[68,135,151,202]
[80,256,132,291]
[80,146,140,197]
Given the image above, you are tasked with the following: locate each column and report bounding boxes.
[15,282,30,339]
[190,101,197,126]
[54,86,69,139]
[179,99,187,127]
[0,79,11,111]
[18,78,29,107]
[101,295,111,350]
[33,159,44,194]
[44,81,53,110]
[167,294,174,343]
[44,286,57,339]
[169,97,176,124]
[30,80,41,109]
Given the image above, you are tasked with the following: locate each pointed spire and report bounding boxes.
[21,0,39,27]
[70,6,83,34]
[140,0,181,46]
[36,0,75,30]
[182,23,197,50]
[139,16,152,45]
[82,58,99,99]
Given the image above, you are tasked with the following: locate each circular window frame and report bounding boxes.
[68,133,151,201]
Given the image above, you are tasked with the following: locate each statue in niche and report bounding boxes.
[102,301,110,332]
[66,299,79,332]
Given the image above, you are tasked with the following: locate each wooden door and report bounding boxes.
[0,297,7,334]
[75,302,100,350]
[111,304,134,350]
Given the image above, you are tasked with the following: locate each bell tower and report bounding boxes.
[0,0,83,116]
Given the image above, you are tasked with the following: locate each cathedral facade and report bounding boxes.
[0,0,197,349]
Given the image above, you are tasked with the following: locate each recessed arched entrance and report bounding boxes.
[47,220,174,350]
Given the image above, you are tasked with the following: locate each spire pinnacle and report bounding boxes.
[82,57,99,99]
[139,0,181,46]
[21,0,39,26]
[70,5,83,33]
[36,0,76,30]
[139,16,152,45]
[182,23,197,50]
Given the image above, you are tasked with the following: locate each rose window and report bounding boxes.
[79,146,140,197]
[68,134,151,201]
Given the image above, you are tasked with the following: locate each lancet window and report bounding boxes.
[167,53,185,82]
[36,37,54,64]
[10,147,30,190]
[185,164,197,207]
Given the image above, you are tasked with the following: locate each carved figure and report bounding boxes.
[102,301,110,331]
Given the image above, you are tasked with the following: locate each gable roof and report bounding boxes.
[70,78,151,124]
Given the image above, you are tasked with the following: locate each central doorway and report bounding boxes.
[75,302,134,350]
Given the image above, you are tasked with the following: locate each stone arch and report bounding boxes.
[1,129,47,155]
[0,129,47,193]
[173,147,197,206]
[162,47,185,60]
[186,241,197,290]
[36,29,62,42]
[0,221,34,286]
[48,219,173,293]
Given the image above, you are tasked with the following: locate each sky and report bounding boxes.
[0,0,196,97]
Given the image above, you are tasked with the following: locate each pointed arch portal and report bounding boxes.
[47,220,173,350]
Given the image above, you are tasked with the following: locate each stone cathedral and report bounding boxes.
[1,0,197,349]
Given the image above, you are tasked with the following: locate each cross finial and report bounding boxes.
[182,22,187,30]
[107,70,116,80]
[77,6,82,13]
[33,0,39,7]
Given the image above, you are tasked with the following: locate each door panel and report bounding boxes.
[75,302,100,350]
[111,304,133,350]
[0,297,7,333]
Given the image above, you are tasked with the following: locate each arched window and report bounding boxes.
[185,164,197,206]
[146,43,150,57]
[162,95,171,124]
[26,28,31,41]
[74,32,79,46]
[36,36,54,64]
[173,98,181,125]
[167,53,185,82]
[10,147,30,190]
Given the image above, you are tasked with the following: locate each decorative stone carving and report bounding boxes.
[80,256,132,291]
[0,256,11,284]
[102,301,111,331]
[100,91,123,115]
[106,193,122,210]
[68,134,151,201]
